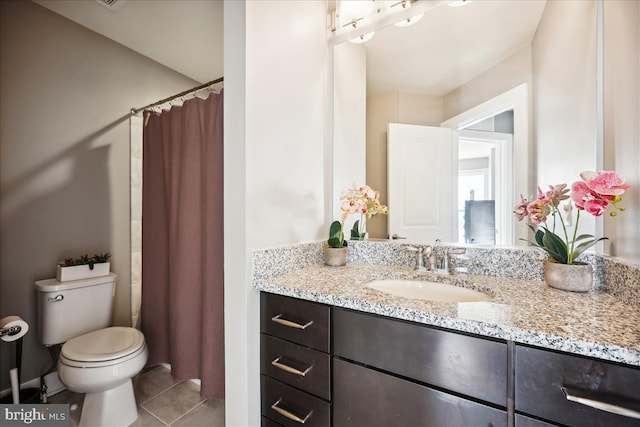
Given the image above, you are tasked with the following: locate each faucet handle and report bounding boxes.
[405,246,427,270]
[446,248,467,274]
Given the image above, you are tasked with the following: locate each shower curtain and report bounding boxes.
[141,92,224,399]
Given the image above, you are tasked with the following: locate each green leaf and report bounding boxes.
[328,220,344,248]
[572,237,607,260]
[573,234,595,242]
[329,221,342,239]
[541,227,568,263]
[327,237,342,248]
[518,238,543,248]
[351,220,361,238]
[526,224,545,247]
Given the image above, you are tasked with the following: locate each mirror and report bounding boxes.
[333,0,599,246]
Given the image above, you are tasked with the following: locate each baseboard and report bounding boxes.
[0,371,65,401]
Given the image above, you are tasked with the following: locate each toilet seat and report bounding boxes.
[61,327,145,368]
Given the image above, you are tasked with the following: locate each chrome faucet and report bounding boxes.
[433,239,466,274]
[406,245,433,271]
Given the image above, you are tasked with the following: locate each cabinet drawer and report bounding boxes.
[515,414,558,427]
[261,375,330,427]
[261,293,330,352]
[261,416,283,427]
[516,345,640,427]
[333,307,507,406]
[261,334,331,400]
[333,358,507,427]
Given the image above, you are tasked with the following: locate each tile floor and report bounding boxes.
[49,365,225,426]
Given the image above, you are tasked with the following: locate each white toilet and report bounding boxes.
[35,274,148,427]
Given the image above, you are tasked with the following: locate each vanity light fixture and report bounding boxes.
[448,0,473,7]
[343,17,376,44]
[390,0,423,28]
[349,31,376,44]
[394,12,424,27]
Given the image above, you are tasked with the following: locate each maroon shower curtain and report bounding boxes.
[141,92,224,399]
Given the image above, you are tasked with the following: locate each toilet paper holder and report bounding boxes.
[0,324,23,337]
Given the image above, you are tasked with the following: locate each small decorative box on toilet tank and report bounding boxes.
[56,262,110,282]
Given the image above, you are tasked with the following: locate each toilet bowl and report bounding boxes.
[35,275,148,426]
[58,327,148,427]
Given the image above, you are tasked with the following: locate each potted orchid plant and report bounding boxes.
[514,170,629,291]
[340,184,389,239]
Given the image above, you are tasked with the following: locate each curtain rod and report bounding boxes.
[130,76,224,115]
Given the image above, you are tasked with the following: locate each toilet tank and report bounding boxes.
[35,274,117,346]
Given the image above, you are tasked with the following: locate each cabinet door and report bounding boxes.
[333,358,507,427]
[333,307,507,406]
[261,293,330,352]
[515,414,559,427]
[516,345,640,427]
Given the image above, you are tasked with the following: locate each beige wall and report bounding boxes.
[0,1,198,391]
[603,0,640,260]
[444,46,533,121]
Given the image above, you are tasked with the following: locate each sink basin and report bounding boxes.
[366,279,492,303]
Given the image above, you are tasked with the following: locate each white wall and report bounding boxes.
[532,0,597,245]
[603,0,640,261]
[0,1,198,391]
[334,42,367,232]
[224,1,329,425]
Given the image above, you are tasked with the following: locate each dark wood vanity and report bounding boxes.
[260,292,640,427]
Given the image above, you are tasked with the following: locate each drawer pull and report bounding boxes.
[561,386,640,419]
[271,357,313,377]
[271,314,313,330]
[271,398,313,424]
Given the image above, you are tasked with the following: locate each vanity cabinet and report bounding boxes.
[332,307,508,426]
[515,345,640,427]
[260,293,331,427]
[260,292,640,427]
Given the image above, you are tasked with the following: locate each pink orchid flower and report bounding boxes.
[513,195,529,221]
[579,171,630,197]
[571,171,629,216]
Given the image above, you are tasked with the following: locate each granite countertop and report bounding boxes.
[254,262,640,367]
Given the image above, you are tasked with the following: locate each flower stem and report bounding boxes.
[568,209,581,264]
[556,204,572,264]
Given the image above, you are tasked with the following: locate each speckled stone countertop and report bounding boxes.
[252,241,640,367]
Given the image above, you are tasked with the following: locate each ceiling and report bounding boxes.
[33,0,545,97]
[33,0,224,84]
[364,0,546,96]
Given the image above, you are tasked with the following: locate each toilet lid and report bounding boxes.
[61,327,145,363]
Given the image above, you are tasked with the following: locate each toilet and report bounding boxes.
[35,274,148,427]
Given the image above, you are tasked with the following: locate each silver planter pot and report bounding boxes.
[543,260,593,292]
[324,247,348,267]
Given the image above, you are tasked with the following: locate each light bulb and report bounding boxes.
[394,13,424,27]
[349,31,375,44]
